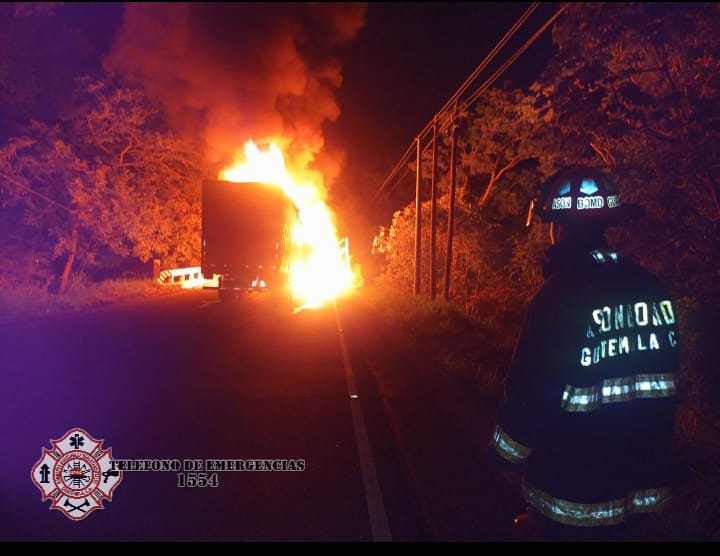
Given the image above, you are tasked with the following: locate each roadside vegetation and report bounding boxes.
[0,275,182,325]
[366,280,513,403]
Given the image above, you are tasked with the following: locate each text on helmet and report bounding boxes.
[550,194,621,211]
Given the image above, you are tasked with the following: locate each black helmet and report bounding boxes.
[526,165,644,228]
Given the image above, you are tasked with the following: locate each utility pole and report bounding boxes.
[443,105,458,301]
[430,119,438,300]
[413,135,422,296]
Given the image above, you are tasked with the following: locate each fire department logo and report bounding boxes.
[31,428,123,521]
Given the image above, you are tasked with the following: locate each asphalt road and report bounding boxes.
[0,287,522,542]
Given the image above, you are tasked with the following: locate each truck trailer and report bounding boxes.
[201,179,300,302]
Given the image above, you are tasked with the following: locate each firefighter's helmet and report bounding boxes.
[526,165,644,228]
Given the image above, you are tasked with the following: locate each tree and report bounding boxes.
[0,127,87,293]
[532,2,720,288]
[70,74,206,269]
[376,86,548,319]
[0,72,207,293]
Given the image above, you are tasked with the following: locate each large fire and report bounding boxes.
[220,140,354,309]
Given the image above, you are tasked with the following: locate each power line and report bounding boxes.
[372,2,565,203]
[462,6,565,110]
[432,4,565,139]
[435,3,540,126]
[372,2,539,202]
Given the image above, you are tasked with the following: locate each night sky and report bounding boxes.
[329,2,557,179]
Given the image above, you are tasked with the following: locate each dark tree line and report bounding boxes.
[0,4,208,294]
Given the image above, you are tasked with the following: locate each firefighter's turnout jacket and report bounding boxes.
[491,240,680,528]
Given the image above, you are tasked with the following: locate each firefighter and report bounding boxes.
[488,165,681,541]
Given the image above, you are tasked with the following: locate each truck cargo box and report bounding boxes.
[201,179,299,299]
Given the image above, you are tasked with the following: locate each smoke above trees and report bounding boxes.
[103,3,368,190]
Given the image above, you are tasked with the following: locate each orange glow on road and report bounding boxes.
[220,140,354,309]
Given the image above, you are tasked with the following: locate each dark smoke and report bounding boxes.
[104,2,367,190]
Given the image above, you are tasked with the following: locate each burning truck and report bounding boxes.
[201,179,302,302]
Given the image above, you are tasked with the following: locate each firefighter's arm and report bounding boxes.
[487,299,546,473]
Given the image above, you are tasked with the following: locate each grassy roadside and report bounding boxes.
[359,282,513,403]
[0,276,185,326]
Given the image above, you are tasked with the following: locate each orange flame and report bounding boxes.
[220,140,354,309]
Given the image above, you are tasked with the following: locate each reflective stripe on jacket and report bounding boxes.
[493,424,532,464]
[561,373,676,412]
[523,481,670,527]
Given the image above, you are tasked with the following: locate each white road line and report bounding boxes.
[334,303,392,542]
